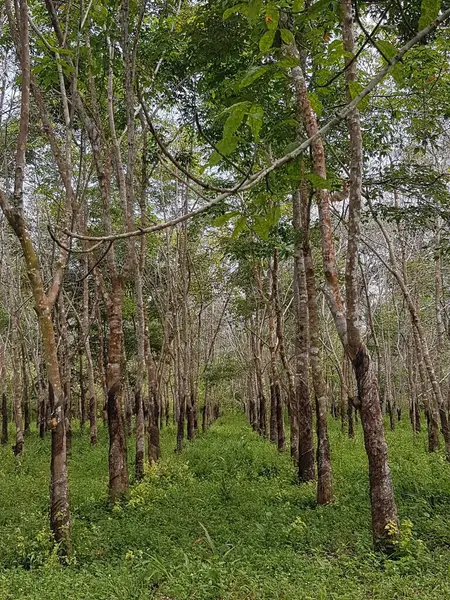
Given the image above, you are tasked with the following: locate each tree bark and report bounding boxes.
[12,327,24,456]
[106,278,129,501]
[293,189,315,482]
[301,187,332,503]
[79,347,86,433]
[273,259,296,457]
[81,267,98,445]
[1,391,8,446]
[341,0,398,549]
[21,344,30,435]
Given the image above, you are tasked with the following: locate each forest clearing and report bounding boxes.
[2,0,450,598]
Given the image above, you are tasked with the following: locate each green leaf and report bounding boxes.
[208,151,222,167]
[305,173,333,189]
[391,63,405,86]
[278,118,299,128]
[276,56,300,68]
[238,65,271,88]
[308,92,323,117]
[418,0,441,29]
[223,3,248,19]
[376,40,405,84]
[292,0,305,12]
[376,39,398,61]
[92,3,109,25]
[248,0,263,24]
[213,211,240,226]
[308,0,333,18]
[223,103,248,139]
[247,104,264,141]
[264,5,280,29]
[267,204,281,227]
[231,216,247,238]
[259,29,276,52]
[327,40,344,61]
[347,81,369,111]
[216,135,239,156]
[253,215,270,240]
[218,101,251,119]
[283,140,300,154]
[280,29,295,44]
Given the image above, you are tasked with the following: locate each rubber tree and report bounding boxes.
[1,0,73,554]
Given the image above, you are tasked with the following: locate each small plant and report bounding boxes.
[390,519,425,559]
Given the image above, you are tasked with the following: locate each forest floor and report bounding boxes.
[1,414,450,599]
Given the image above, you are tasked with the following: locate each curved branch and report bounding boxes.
[139,89,234,194]
[59,7,450,243]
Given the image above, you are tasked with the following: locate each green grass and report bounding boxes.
[1,413,450,599]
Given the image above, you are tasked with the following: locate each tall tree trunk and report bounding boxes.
[342,357,354,438]
[82,269,98,445]
[79,347,86,433]
[146,333,160,465]
[339,363,347,433]
[270,250,286,451]
[134,265,146,481]
[384,337,395,432]
[106,278,129,501]
[251,313,267,438]
[301,186,333,504]
[1,391,7,446]
[283,3,399,548]
[293,190,315,482]
[268,267,280,447]
[12,324,24,456]
[341,0,398,549]
[57,294,72,454]
[273,272,296,456]
[1,0,72,552]
[21,344,30,435]
[95,298,108,425]
[39,383,46,440]
[407,333,420,435]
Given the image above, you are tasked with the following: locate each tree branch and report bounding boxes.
[60,7,450,244]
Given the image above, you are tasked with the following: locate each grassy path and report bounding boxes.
[1,414,450,598]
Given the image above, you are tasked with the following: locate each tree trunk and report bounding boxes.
[134,262,146,480]
[268,263,281,447]
[39,387,46,439]
[251,316,267,438]
[1,391,8,445]
[353,343,398,549]
[82,271,98,445]
[342,0,398,549]
[79,347,86,433]
[293,189,315,482]
[135,388,145,479]
[57,294,72,454]
[106,278,129,501]
[21,344,30,435]
[12,328,24,456]
[301,187,332,503]
[146,341,160,465]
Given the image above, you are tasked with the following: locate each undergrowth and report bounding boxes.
[1,414,450,599]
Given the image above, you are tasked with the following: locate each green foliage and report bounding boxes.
[419,0,442,29]
[223,4,249,20]
[259,29,275,52]
[347,81,370,111]
[2,417,450,598]
[210,101,265,165]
